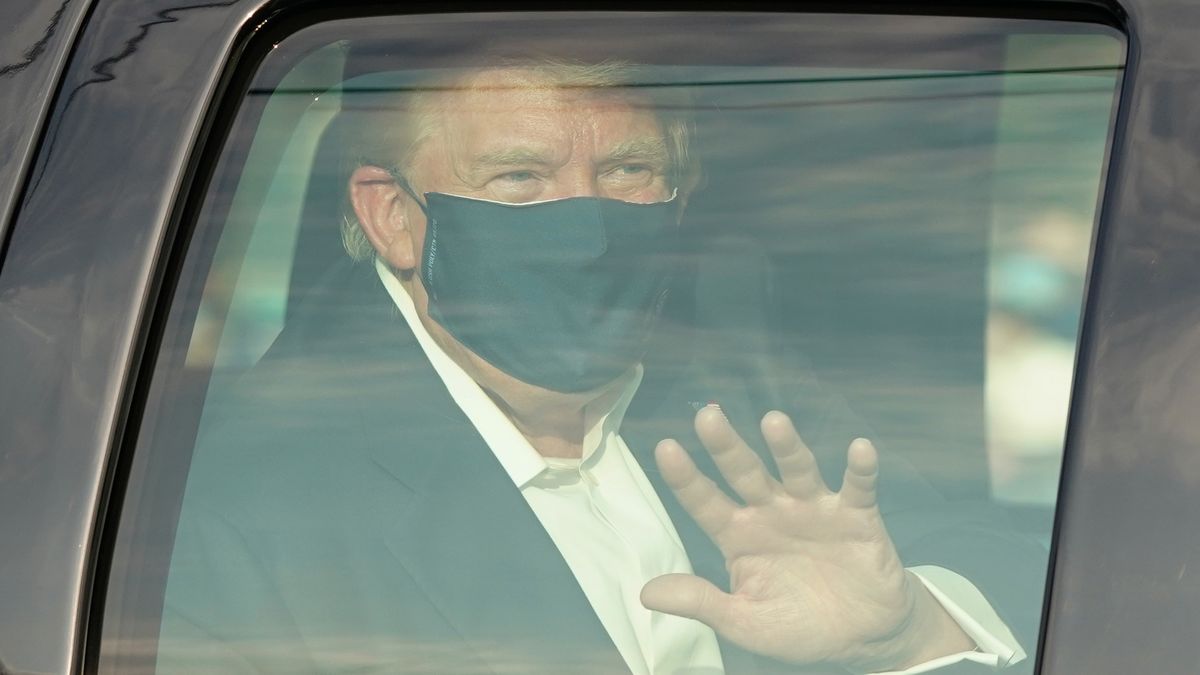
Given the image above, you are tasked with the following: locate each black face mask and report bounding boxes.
[405,185,681,394]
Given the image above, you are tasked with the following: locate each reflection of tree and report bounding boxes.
[0,0,70,78]
[27,0,240,194]
[1115,302,1200,486]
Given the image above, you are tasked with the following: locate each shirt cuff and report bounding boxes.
[863,565,1027,674]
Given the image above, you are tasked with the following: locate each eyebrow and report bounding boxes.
[471,137,669,171]
[601,137,669,168]
[472,147,556,169]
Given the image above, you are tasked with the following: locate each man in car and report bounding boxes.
[160,57,1038,674]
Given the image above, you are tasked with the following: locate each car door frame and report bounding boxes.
[10,1,1200,673]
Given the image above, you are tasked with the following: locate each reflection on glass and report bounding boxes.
[986,35,1118,506]
[99,13,1124,675]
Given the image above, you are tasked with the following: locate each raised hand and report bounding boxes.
[640,407,973,671]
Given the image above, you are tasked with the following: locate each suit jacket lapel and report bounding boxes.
[324,264,627,673]
[304,261,772,673]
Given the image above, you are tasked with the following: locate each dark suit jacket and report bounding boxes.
[158,261,1046,674]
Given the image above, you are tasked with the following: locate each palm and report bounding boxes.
[641,408,917,667]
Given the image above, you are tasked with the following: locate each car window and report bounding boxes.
[98,12,1124,674]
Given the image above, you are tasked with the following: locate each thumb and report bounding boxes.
[641,573,735,629]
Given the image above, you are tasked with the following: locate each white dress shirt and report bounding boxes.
[376,259,1025,674]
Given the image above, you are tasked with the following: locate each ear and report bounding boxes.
[348,165,419,270]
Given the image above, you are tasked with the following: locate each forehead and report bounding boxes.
[439,67,661,132]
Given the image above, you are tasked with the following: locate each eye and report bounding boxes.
[600,163,660,190]
[498,170,537,183]
[487,170,545,203]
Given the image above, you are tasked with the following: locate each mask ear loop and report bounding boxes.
[388,169,430,216]
[388,169,440,286]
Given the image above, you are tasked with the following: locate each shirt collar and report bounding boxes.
[375,259,642,488]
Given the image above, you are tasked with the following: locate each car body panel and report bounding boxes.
[0,1,262,671]
[1041,2,1200,672]
[0,0,95,257]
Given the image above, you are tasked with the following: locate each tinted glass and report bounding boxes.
[99,12,1124,675]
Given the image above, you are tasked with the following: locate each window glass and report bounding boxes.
[99,12,1124,675]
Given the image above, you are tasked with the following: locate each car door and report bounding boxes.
[1,1,1199,674]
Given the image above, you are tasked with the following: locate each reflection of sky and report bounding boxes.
[195,29,1121,510]
[675,61,1117,505]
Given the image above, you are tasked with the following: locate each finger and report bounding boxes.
[656,438,738,538]
[839,438,880,509]
[641,573,741,637]
[694,406,779,506]
[760,410,828,499]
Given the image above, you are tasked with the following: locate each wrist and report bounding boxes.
[843,571,977,673]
